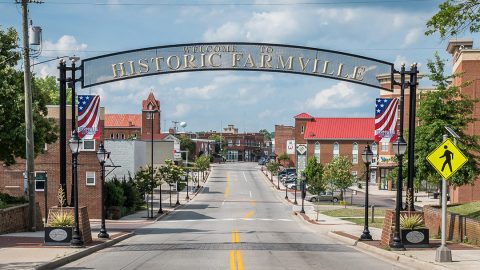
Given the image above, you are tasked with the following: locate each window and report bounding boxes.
[110,133,114,139]
[351,171,358,179]
[82,139,95,151]
[236,139,241,146]
[314,142,320,162]
[381,142,389,152]
[116,133,119,139]
[86,171,95,186]
[134,133,137,138]
[228,139,233,147]
[333,142,339,158]
[34,171,47,191]
[371,142,377,154]
[121,134,125,139]
[352,142,358,164]
[301,125,305,134]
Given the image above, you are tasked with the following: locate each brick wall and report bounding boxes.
[47,206,92,244]
[0,203,43,234]
[424,205,480,246]
[380,209,425,247]
[274,125,295,166]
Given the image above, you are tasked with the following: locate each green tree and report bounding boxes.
[303,157,325,195]
[33,75,72,104]
[208,134,225,154]
[323,156,355,200]
[259,129,273,141]
[0,27,57,165]
[426,1,480,38]
[135,165,162,214]
[195,155,210,181]
[266,160,280,181]
[415,53,480,187]
[179,135,196,158]
[278,153,290,168]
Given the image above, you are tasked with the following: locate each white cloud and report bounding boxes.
[171,103,191,117]
[35,35,88,78]
[306,82,368,109]
[403,28,422,47]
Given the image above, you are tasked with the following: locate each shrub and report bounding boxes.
[400,214,424,229]
[48,211,74,227]
[0,192,26,204]
[0,199,7,209]
[105,179,126,207]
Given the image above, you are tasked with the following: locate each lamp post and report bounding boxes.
[285,175,288,200]
[185,173,190,200]
[293,178,298,205]
[390,137,407,250]
[277,167,280,190]
[360,144,373,241]
[300,176,306,214]
[68,130,83,246]
[96,142,110,239]
[149,109,162,215]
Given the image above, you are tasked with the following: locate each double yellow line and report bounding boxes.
[230,230,244,270]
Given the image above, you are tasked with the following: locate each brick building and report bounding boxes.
[274,125,295,167]
[446,39,480,203]
[198,125,267,162]
[0,105,105,219]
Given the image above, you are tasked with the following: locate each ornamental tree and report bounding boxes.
[323,156,355,200]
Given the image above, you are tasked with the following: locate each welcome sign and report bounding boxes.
[82,42,393,90]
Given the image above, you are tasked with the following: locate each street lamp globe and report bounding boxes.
[68,130,81,154]
[96,143,110,164]
[362,144,373,164]
[392,137,407,156]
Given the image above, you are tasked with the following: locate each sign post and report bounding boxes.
[427,135,468,262]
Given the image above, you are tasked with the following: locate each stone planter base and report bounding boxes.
[401,228,430,248]
[44,227,73,246]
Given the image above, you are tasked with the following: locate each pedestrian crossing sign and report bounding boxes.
[426,138,468,179]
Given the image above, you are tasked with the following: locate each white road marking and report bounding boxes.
[222,200,225,206]
[243,172,248,182]
[249,191,252,198]
[162,218,293,223]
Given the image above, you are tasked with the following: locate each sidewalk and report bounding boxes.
[260,167,480,270]
[0,174,208,270]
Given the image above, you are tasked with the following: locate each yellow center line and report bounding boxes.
[243,210,255,219]
[230,230,245,270]
[224,173,230,199]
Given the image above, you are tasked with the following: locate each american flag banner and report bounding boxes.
[374,98,399,143]
[77,95,100,140]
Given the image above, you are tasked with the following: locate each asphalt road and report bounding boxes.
[61,163,403,270]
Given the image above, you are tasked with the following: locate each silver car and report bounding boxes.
[306,191,340,203]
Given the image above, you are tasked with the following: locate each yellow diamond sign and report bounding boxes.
[426,138,468,179]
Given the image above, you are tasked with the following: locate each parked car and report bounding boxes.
[258,158,266,165]
[279,168,296,177]
[283,178,297,184]
[286,183,299,189]
[305,191,340,203]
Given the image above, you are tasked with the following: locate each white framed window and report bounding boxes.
[228,139,233,147]
[34,171,47,191]
[301,125,305,134]
[351,171,358,177]
[333,142,339,158]
[381,142,389,152]
[110,133,114,139]
[371,142,377,154]
[236,139,241,146]
[352,142,358,164]
[116,133,119,139]
[82,139,96,151]
[314,142,320,163]
[86,171,96,186]
[121,134,125,139]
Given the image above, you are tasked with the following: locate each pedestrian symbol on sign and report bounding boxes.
[439,145,454,172]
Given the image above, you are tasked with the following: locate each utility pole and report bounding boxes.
[19,0,43,231]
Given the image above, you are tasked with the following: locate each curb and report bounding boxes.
[35,232,134,270]
[327,231,451,270]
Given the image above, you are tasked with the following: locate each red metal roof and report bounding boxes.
[105,114,142,128]
[140,133,169,140]
[304,118,374,140]
[294,112,314,119]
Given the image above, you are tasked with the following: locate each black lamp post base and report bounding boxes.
[186,195,190,200]
[390,240,405,250]
[70,237,84,247]
[300,209,305,214]
[175,201,180,206]
[360,230,372,241]
[98,230,110,239]
[157,208,164,214]
[293,200,298,205]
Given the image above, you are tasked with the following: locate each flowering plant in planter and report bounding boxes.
[44,187,74,245]
[400,213,429,247]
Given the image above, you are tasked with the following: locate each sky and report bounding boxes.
[1,0,478,133]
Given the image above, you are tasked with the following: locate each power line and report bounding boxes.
[4,0,435,6]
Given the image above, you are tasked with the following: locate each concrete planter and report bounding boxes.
[44,227,73,246]
[401,228,429,248]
